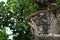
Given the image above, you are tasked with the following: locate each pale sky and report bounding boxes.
[0,0,7,3]
[5,27,13,40]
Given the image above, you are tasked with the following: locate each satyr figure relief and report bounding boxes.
[28,9,60,40]
[28,0,60,40]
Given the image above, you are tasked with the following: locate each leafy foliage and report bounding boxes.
[0,0,39,40]
[0,28,7,40]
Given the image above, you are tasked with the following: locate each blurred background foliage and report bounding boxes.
[56,0,60,5]
[0,0,60,40]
